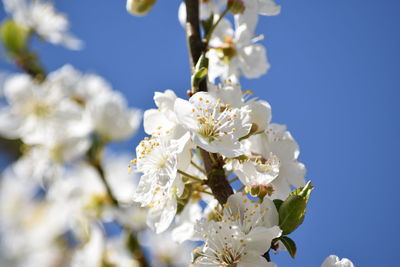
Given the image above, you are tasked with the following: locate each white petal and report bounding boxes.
[239,253,276,267]
[280,161,306,188]
[0,108,21,139]
[174,98,199,131]
[246,226,281,254]
[239,44,270,78]
[258,0,281,16]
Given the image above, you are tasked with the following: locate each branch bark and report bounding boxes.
[184,0,234,204]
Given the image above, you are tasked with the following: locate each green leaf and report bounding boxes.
[0,20,29,54]
[191,67,208,90]
[279,236,297,259]
[278,195,307,235]
[289,180,314,203]
[278,182,314,235]
[273,199,283,211]
[191,53,209,90]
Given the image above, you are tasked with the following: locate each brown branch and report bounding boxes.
[184,0,208,93]
[185,0,233,204]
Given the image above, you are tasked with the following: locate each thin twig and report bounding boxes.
[204,6,230,44]
[191,160,207,174]
[229,177,239,183]
[178,169,204,183]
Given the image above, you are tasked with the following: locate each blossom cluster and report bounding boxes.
[0,0,356,266]
[129,0,354,266]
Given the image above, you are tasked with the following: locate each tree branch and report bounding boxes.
[185,0,234,204]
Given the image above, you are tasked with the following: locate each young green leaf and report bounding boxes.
[279,236,297,259]
[278,195,307,235]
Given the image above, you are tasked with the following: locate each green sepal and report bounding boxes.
[279,236,297,259]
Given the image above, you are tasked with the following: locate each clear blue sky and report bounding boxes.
[1,0,400,266]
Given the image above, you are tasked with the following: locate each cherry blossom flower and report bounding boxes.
[133,133,192,232]
[207,18,269,82]
[235,0,281,33]
[193,193,281,267]
[88,90,141,142]
[248,124,306,200]
[143,89,187,139]
[175,91,251,157]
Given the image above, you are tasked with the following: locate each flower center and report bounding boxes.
[29,101,52,118]
[193,98,238,142]
[220,36,237,62]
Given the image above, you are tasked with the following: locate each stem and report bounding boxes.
[204,6,230,44]
[184,0,207,93]
[191,160,207,174]
[15,52,46,82]
[184,0,234,205]
[229,177,239,183]
[126,229,150,267]
[91,159,119,206]
[89,145,149,267]
[178,169,204,183]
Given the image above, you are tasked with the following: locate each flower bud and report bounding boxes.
[248,184,274,199]
[0,20,29,54]
[126,0,157,16]
[228,0,245,15]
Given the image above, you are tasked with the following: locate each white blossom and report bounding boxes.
[172,201,203,243]
[143,89,187,139]
[0,168,68,263]
[133,133,192,233]
[248,124,306,199]
[142,230,196,267]
[88,89,141,141]
[71,224,139,267]
[322,255,355,267]
[231,152,280,190]
[193,193,281,267]
[235,0,281,33]
[207,18,269,82]
[2,0,82,49]
[175,91,251,157]
[0,72,92,146]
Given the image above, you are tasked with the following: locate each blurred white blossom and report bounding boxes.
[322,255,355,267]
[2,0,83,49]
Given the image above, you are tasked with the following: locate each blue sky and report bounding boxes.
[1,0,400,266]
